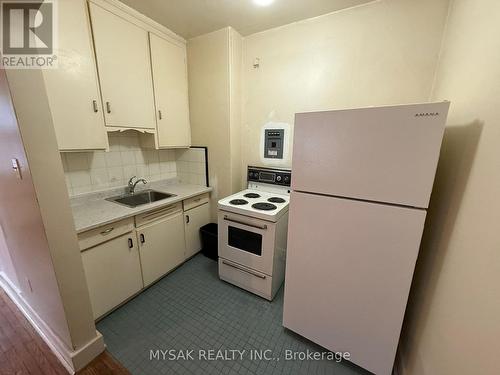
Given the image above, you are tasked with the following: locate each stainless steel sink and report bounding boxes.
[106,189,176,208]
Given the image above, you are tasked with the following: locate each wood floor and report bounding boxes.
[0,288,130,375]
[77,352,130,375]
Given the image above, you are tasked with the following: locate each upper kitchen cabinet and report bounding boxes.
[150,33,191,148]
[89,3,156,130]
[43,0,107,151]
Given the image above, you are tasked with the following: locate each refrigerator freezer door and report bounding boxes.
[292,102,449,208]
[283,191,426,375]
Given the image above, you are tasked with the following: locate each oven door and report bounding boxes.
[218,210,275,276]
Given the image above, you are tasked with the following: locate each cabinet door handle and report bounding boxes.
[158,110,162,120]
[140,233,145,244]
[106,101,111,113]
[92,100,99,113]
[186,215,190,224]
[128,238,133,249]
[100,227,114,235]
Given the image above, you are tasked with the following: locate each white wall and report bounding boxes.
[0,69,73,349]
[1,68,104,371]
[399,1,500,374]
[0,224,20,290]
[188,28,230,219]
[188,27,243,219]
[229,28,244,191]
[241,0,450,172]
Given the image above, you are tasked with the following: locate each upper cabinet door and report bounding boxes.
[149,33,191,148]
[89,3,156,129]
[43,0,107,151]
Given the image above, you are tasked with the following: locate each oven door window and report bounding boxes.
[228,226,262,256]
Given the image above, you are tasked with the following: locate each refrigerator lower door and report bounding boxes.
[283,191,426,375]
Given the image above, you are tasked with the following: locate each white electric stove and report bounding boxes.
[218,166,291,300]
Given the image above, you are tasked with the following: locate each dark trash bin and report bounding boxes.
[200,223,218,261]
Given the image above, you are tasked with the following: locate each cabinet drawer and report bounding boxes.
[135,202,182,228]
[218,258,274,300]
[183,193,209,211]
[78,218,134,251]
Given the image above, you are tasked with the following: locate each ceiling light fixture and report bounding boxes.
[253,0,274,7]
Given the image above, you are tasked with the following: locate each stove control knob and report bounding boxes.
[276,175,282,182]
[284,176,290,183]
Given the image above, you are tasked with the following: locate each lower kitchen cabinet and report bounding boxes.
[79,193,210,319]
[184,202,210,259]
[137,210,186,286]
[81,233,143,319]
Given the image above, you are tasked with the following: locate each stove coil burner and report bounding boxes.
[268,197,286,203]
[244,193,261,198]
[252,202,277,211]
[230,199,248,205]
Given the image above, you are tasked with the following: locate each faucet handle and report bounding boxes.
[128,176,137,186]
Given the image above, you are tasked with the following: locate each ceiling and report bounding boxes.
[118,0,375,39]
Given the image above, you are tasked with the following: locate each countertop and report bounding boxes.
[70,179,212,234]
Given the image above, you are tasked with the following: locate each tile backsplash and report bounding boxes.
[62,132,208,196]
[176,148,207,186]
[62,132,174,196]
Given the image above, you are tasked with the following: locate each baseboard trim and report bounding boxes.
[0,273,104,373]
[71,332,105,372]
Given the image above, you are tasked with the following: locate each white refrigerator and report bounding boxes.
[283,102,450,375]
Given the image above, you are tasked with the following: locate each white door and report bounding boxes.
[43,0,107,151]
[89,3,156,129]
[149,33,191,147]
[292,102,450,208]
[283,191,426,375]
[81,233,143,319]
[218,211,276,276]
[138,211,186,286]
[184,202,210,259]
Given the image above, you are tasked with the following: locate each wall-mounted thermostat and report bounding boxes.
[264,129,284,159]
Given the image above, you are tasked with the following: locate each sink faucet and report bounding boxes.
[127,176,147,194]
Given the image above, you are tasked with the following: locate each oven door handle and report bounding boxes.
[223,216,267,230]
[222,260,267,279]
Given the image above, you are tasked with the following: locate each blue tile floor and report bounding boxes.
[97,254,370,375]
